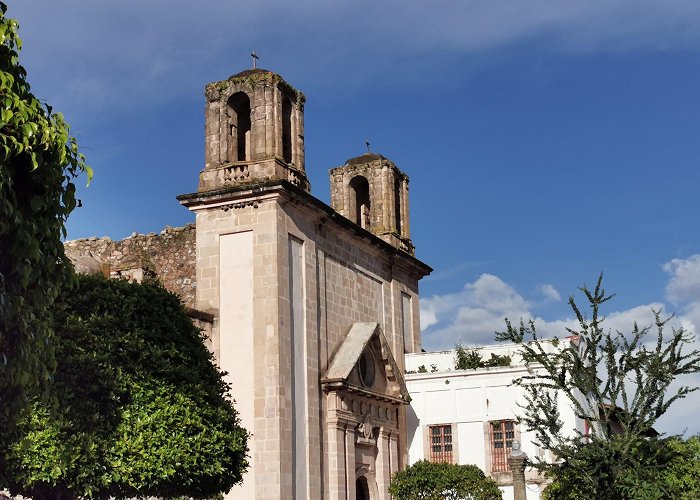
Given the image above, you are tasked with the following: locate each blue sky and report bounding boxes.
[11,1,700,434]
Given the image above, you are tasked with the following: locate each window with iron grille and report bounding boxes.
[490,420,515,472]
[429,424,453,463]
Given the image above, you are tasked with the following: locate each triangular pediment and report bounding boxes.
[321,322,409,404]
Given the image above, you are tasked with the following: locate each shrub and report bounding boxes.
[389,460,502,500]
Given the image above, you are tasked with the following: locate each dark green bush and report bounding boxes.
[389,460,502,500]
[455,344,511,370]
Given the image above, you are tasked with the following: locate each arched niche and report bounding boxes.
[393,175,402,234]
[226,92,251,162]
[349,176,371,229]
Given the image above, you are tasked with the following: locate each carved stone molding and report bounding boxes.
[220,200,258,211]
[357,413,376,446]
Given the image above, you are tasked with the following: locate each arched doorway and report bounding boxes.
[356,476,370,500]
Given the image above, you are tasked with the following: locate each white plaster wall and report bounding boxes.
[219,231,255,499]
[407,370,537,464]
[457,422,486,469]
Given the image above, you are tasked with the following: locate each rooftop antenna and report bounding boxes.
[251,50,259,69]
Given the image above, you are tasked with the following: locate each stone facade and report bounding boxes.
[178,176,430,500]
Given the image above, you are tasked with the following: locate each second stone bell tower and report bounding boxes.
[329,153,414,255]
[199,68,309,193]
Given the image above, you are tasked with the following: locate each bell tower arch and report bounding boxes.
[225,92,251,162]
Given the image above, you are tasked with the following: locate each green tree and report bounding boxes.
[389,460,502,500]
[659,435,700,499]
[496,275,700,499]
[2,275,248,500]
[0,1,91,437]
[542,435,700,500]
[454,344,483,370]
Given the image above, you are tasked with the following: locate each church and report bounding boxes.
[67,67,432,499]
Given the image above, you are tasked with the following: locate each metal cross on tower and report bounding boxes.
[251,50,259,69]
[365,139,370,152]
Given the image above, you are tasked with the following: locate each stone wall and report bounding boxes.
[64,224,197,308]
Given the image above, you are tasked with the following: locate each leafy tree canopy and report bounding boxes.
[542,435,700,500]
[0,1,92,434]
[496,275,700,498]
[389,460,502,500]
[1,275,248,500]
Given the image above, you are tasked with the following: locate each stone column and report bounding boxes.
[268,86,276,158]
[289,104,297,166]
[344,173,353,225]
[509,454,527,500]
[381,165,392,232]
[345,424,356,500]
[400,178,410,240]
[205,100,221,168]
[269,85,278,158]
[295,102,305,172]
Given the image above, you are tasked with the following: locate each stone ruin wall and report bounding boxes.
[64,224,197,309]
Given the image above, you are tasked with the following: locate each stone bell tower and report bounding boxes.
[329,153,414,254]
[199,68,309,192]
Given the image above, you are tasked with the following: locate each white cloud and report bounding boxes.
[420,273,605,349]
[664,254,700,305]
[663,254,700,335]
[658,255,700,434]
[420,273,533,348]
[539,283,561,302]
[420,272,675,351]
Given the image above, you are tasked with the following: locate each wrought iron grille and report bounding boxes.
[429,424,453,463]
[490,420,515,472]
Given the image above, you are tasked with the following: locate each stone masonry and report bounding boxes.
[64,224,197,308]
[200,69,309,193]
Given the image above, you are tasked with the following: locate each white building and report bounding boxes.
[405,342,584,500]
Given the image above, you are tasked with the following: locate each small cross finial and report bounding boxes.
[365,139,370,152]
[251,50,259,69]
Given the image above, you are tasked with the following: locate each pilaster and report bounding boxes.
[327,418,347,500]
[376,428,391,499]
[345,425,357,499]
